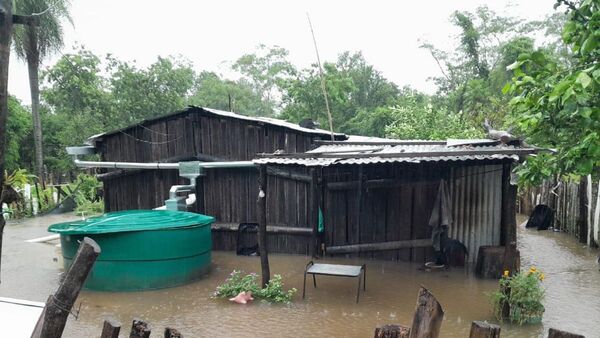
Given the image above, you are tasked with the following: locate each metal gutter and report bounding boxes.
[73,159,255,170]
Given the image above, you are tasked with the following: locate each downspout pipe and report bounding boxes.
[169,177,197,200]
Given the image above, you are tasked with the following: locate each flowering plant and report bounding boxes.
[214,270,297,303]
[490,267,545,325]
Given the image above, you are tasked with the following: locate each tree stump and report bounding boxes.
[129,318,151,338]
[164,327,183,338]
[374,324,411,338]
[469,321,501,338]
[475,245,520,279]
[409,286,444,338]
[100,318,121,338]
[547,328,585,338]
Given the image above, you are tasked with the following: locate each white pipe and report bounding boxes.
[25,234,60,243]
[170,177,197,199]
[73,159,255,170]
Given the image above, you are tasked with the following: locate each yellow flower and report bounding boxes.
[529,266,537,273]
[539,273,545,281]
[503,270,510,277]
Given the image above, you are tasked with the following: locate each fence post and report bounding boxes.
[469,321,500,338]
[547,328,584,338]
[164,327,183,338]
[129,318,151,338]
[31,237,101,338]
[100,318,121,338]
[409,286,444,338]
[374,324,410,338]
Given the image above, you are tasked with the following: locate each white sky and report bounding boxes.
[8,0,557,105]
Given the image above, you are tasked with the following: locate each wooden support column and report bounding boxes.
[31,237,101,338]
[100,318,121,338]
[257,165,270,287]
[500,163,517,246]
[356,166,364,245]
[310,168,320,257]
[409,287,444,338]
[195,177,205,214]
[469,321,500,338]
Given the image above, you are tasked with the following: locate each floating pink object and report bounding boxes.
[229,291,254,304]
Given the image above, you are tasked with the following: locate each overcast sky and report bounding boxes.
[8,0,557,104]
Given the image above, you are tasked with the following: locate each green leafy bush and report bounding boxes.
[490,267,545,325]
[73,174,103,216]
[215,270,297,303]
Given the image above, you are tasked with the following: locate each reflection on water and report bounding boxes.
[0,214,598,337]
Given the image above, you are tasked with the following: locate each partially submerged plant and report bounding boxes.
[490,267,545,325]
[215,270,297,303]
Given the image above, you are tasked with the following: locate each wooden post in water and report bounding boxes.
[164,327,183,338]
[257,165,270,287]
[469,321,500,338]
[547,328,585,338]
[100,318,121,338]
[374,324,411,338]
[577,178,588,244]
[409,286,444,338]
[310,168,320,257]
[31,237,101,338]
[129,318,151,338]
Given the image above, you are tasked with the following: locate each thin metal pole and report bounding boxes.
[306,12,335,141]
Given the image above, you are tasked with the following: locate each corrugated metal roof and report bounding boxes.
[88,106,346,143]
[254,142,534,167]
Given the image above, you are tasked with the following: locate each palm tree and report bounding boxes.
[12,0,71,187]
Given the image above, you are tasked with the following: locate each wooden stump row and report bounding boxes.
[101,318,184,338]
[374,288,585,338]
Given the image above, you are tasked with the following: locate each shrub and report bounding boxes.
[215,270,297,303]
[490,267,545,325]
[73,174,103,216]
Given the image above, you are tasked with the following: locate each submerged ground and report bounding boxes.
[1,214,598,337]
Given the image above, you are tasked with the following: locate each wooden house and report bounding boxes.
[254,139,537,263]
[87,106,345,254]
[88,106,536,263]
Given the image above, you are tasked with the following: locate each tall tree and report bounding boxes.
[0,0,13,282]
[12,0,71,187]
[232,44,296,114]
[507,0,600,183]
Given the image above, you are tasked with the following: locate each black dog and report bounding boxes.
[526,204,554,230]
[440,238,469,267]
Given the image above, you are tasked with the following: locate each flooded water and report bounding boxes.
[1,214,598,337]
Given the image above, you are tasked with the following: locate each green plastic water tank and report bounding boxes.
[48,210,214,291]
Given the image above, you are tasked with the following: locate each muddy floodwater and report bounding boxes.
[1,214,599,337]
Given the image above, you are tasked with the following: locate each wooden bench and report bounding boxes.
[302,261,366,303]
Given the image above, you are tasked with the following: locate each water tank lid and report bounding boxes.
[48,210,215,235]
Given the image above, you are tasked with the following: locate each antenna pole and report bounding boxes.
[307,13,335,141]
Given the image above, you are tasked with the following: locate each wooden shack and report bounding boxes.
[254,139,538,263]
[88,106,346,254]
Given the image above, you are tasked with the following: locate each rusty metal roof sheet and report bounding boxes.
[254,142,536,167]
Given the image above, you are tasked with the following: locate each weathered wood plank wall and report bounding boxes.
[319,160,507,263]
[96,108,322,255]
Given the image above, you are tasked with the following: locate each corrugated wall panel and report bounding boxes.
[449,164,503,261]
